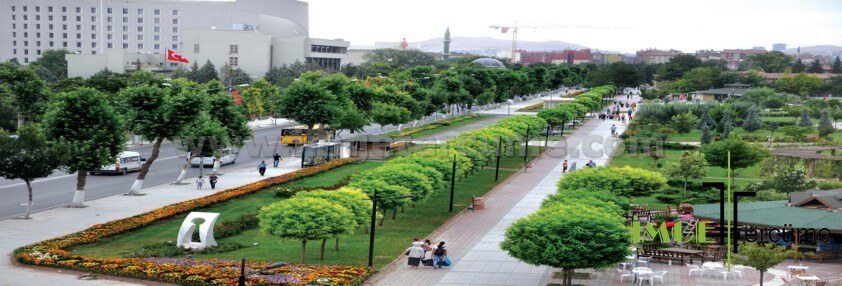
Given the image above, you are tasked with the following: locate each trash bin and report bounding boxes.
[472,196,485,210]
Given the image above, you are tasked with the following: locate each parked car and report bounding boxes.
[539,130,561,136]
[190,148,238,167]
[91,151,145,175]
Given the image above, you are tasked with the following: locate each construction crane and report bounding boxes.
[489,25,538,63]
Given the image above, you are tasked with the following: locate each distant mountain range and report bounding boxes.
[782,45,842,55]
[410,37,588,56]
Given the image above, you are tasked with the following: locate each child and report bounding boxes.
[196,176,205,189]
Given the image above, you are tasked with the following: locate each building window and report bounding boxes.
[154,9,160,15]
[107,7,112,14]
[153,35,160,41]
[122,43,128,49]
[62,7,67,12]
[49,33,53,38]
[23,15,28,21]
[11,24,15,29]
[154,26,160,32]
[24,49,29,55]
[76,42,81,48]
[63,24,67,30]
[91,7,96,13]
[37,41,41,47]
[122,8,128,14]
[137,35,143,40]
[13,49,16,55]
[49,24,54,29]
[194,44,200,53]
[137,18,143,24]
[172,18,178,24]
[91,16,96,22]
[229,57,238,66]
[91,25,95,30]
[92,51,97,55]
[36,15,40,21]
[171,35,178,41]
[36,32,41,37]
[229,45,239,54]
[172,44,178,49]
[49,15,53,21]
[23,6,27,12]
[107,43,112,48]
[106,34,112,40]
[62,15,67,21]
[154,18,160,24]
[37,50,42,55]
[154,44,160,50]
[36,24,41,29]
[122,35,128,40]
[137,43,143,49]
[49,42,54,47]
[137,26,143,32]
[36,6,40,12]
[122,17,128,23]
[11,6,14,12]
[137,9,143,15]
[76,25,81,30]
[122,26,128,32]
[11,15,15,21]
[63,33,67,38]
[23,41,28,46]
[107,25,112,31]
[23,24,28,29]
[76,16,81,21]
[91,33,96,39]
[23,32,28,37]
[76,7,81,13]
[12,32,16,38]
[172,27,178,33]
[172,10,179,16]
[76,33,81,39]
[63,42,67,47]
[107,16,112,23]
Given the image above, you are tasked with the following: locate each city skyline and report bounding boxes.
[308,0,842,53]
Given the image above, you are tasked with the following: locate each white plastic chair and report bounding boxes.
[652,271,667,285]
[617,269,632,282]
[637,256,651,267]
[686,264,702,277]
[731,265,744,279]
[638,272,654,286]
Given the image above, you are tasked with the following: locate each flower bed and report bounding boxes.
[563,90,585,97]
[517,102,544,112]
[14,158,374,285]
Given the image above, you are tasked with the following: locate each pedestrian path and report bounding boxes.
[0,160,301,285]
[366,99,630,285]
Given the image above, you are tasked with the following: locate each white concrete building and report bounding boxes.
[1,0,348,77]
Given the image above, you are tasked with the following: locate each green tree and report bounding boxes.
[219,64,252,86]
[764,165,816,193]
[240,79,278,118]
[817,109,835,138]
[799,108,813,127]
[295,187,371,255]
[195,60,218,83]
[742,108,764,132]
[0,125,67,219]
[791,58,805,73]
[745,51,793,73]
[701,139,768,175]
[42,88,125,207]
[500,203,629,286]
[85,68,128,94]
[537,107,574,131]
[832,57,842,74]
[0,63,49,128]
[258,197,355,263]
[681,67,720,91]
[807,60,824,74]
[119,85,202,195]
[187,62,200,82]
[664,151,709,196]
[363,48,437,69]
[347,179,412,225]
[277,72,341,143]
[30,49,69,81]
[701,124,712,144]
[204,86,252,174]
[779,125,814,142]
[696,107,716,131]
[370,102,411,132]
[670,112,698,134]
[777,72,824,96]
[734,242,798,286]
[174,113,228,183]
[657,54,702,81]
[720,111,734,137]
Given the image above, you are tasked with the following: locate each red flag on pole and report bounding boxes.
[166,49,189,63]
[231,89,243,106]
[500,27,509,33]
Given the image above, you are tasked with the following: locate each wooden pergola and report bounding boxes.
[769,146,842,179]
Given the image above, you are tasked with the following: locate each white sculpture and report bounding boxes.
[177,212,220,249]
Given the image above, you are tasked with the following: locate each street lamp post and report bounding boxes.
[367,191,415,267]
[449,155,456,212]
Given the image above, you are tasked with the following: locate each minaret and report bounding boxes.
[443,27,451,60]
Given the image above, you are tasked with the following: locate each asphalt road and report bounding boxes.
[0,111,478,219]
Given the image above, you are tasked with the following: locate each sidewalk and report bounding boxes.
[0,160,302,285]
[366,100,629,285]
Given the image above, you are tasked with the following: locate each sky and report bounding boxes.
[306,0,842,53]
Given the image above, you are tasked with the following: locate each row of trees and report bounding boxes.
[501,166,666,285]
[538,86,615,131]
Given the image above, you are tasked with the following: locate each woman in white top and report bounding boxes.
[407,241,425,268]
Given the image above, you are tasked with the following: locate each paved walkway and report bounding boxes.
[0,160,302,285]
[366,97,630,285]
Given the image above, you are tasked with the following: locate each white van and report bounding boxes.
[190,148,238,167]
[92,151,145,175]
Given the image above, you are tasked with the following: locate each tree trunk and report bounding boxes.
[335,237,340,251]
[567,268,574,286]
[759,271,764,286]
[129,137,164,195]
[24,180,33,219]
[379,210,386,226]
[301,240,307,264]
[392,208,397,219]
[318,123,326,142]
[320,238,327,260]
[71,170,87,208]
[174,153,197,184]
[307,125,315,144]
[683,179,688,198]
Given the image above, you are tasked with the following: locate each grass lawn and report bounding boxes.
[387,114,493,139]
[666,128,776,142]
[609,149,761,190]
[761,116,796,123]
[71,148,542,268]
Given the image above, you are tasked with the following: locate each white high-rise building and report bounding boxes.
[0,0,348,77]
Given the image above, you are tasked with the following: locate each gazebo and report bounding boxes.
[768,146,842,179]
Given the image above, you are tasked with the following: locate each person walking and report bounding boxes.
[195,176,205,190]
[588,160,597,168]
[406,241,425,268]
[432,241,448,269]
[422,239,434,267]
[208,174,218,190]
[273,153,281,167]
[569,162,577,172]
[258,160,267,176]
[562,160,569,173]
[610,124,617,136]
